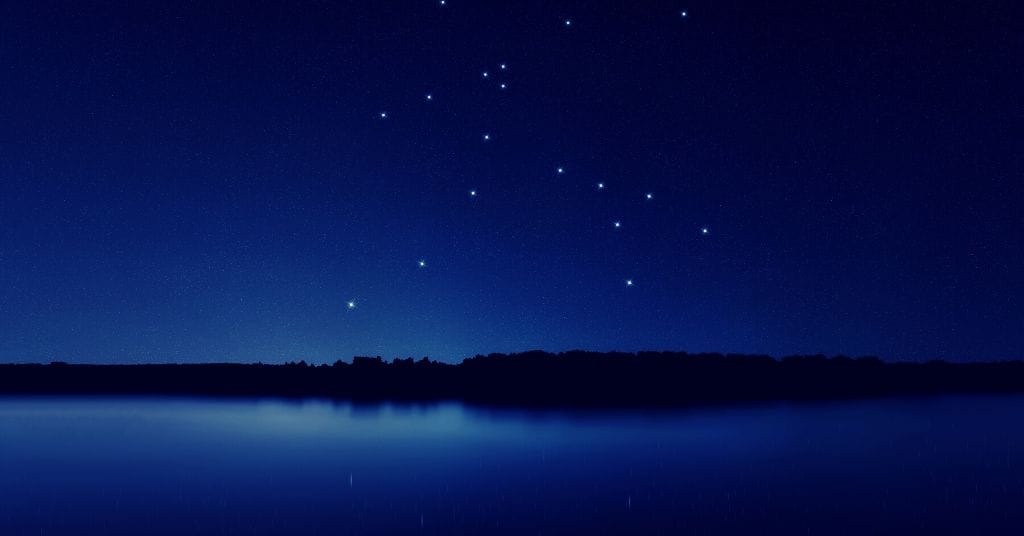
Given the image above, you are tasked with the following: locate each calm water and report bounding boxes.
[2,395,1024,535]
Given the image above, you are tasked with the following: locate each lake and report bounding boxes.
[2,395,1023,534]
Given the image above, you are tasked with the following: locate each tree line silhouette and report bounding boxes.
[2,351,1024,406]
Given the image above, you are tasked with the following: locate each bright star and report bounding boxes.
[645,192,653,200]
[425,93,433,101]
[701,227,709,235]
[613,221,621,228]
[482,71,489,78]
[557,167,565,174]
[379,111,387,119]
[500,63,507,70]
[418,260,426,268]
[500,83,507,90]
[564,19,572,26]
[482,133,490,141]
[597,182,605,189]
[469,189,477,197]
[626,279,634,286]
[347,301,356,310]
[680,10,688,18]
[439,0,446,5]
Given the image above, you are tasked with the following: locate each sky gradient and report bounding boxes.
[1,0,1021,363]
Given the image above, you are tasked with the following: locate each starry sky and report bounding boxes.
[1,1,1021,364]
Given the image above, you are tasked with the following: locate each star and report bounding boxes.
[645,192,653,200]
[557,166,565,174]
[425,93,433,101]
[439,0,446,5]
[482,71,489,79]
[500,63,507,70]
[625,279,634,286]
[701,227,709,235]
[613,221,621,228]
[469,189,477,197]
[379,111,387,119]
[482,133,490,141]
[680,10,688,18]
[597,182,605,189]
[347,301,356,310]
[418,260,427,268]
[499,83,507,90]
[564,19,572,27]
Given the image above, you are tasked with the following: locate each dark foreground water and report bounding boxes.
[2,395,1024,535]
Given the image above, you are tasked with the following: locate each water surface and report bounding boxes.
[2,395,1023,534]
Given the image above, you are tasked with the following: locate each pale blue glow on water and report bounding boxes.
[2,396,1024,534]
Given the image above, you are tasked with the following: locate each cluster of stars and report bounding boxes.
[356,6,708,310]
[480,63,512,94]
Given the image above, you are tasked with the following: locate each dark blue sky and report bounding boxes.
[1,1,1020,363]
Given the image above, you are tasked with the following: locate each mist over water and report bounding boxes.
[2,395,1023,534]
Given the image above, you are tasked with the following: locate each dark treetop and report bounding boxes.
[1,1,1021,364]
[5,352,1024,407]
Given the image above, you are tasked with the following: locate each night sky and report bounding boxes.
[1,1,1020,364]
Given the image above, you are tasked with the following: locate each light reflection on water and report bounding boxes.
[2,395,1024,534]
